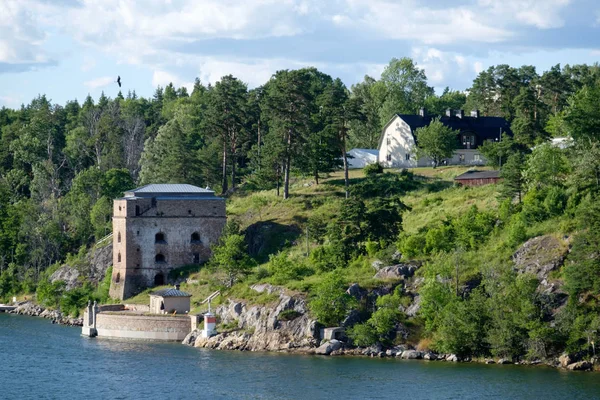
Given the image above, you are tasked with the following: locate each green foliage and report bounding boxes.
[36,279,66,308]
[308,273,357,327]
[415,117,458,167]
[523,143,569,190]
[266,252,314,284]
[209,230,255,288]
[278,309,302,321]
[363,162,383,176]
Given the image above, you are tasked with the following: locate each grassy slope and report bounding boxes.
[128,166,566,312]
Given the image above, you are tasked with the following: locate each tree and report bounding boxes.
[348,76,381,149]
[262,69,314,199]
[415,118,458,167]
[209,227,254,287]
[500,153,525,202]
[564,82,600,144]
[523,143,569,190]
[376,57,434,126]
[511,86,547,147]
[424,87,467,117]
[308,273,356,327]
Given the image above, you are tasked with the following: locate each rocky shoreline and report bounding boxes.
[181,283,598,373]
[8,301,83,326]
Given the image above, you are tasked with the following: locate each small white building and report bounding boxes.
[377,109,512,168]
[149,285,191,314]
[347,149,379,169]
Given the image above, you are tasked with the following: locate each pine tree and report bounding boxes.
[499,152,525,203]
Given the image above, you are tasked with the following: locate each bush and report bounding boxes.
[507,216,528,247]
[309,273,357,327]
[267,252,314,284]
[348,322,377,347]
[364,162,383,176]
[278,309,301,321]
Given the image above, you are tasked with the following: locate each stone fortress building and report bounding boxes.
[109,184,226,300]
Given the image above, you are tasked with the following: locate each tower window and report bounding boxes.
[155,253,166,263]
[117,252,121,263]
[135,205,140,216]
[117,232,121,243]
[155,232,166,243]
[115,272,120,283]
[191,232,201,243]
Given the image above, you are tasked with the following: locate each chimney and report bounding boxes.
[470,109,480,118]
[456,110,464,119]
[445,108,452,117]
[419,107,426,117]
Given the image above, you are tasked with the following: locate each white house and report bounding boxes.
[377,109,512,168]
[347,148,379,169]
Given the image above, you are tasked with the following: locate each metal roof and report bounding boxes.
[150,288,192,297]
[124,184,217,198]
[454,170,501,180]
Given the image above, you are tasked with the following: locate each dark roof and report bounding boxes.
[454,170,501,180]
[384,113,512,149]
[150,288,192,297]
[123,184,218,199]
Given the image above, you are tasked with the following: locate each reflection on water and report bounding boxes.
[1,313,599,400]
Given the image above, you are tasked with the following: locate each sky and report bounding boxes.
[1,0,599,109]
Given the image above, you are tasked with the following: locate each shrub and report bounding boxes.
[278,309,302,321]
[364,162,383,176]
[267,252,314,284]
[309,273,357,327]
[507,216,528,247]
[348,322,377,347]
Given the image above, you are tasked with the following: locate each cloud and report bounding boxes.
[0,0,52,71]
[84,76,115,90]
[334,0,513,44]
[152,70,194,92]
[478,0,571,29]
[0,95,23,108]
[411,47,479,89]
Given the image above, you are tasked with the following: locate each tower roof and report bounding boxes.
[123,184,217,199]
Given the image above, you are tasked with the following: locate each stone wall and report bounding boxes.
[94,313,194,341]
[110,196,226,299]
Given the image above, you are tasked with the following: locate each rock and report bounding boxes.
[404,295,421,318]
[250,283,283,295]
[566,361,593,371]
[371,260,385,271]
[400,350,422,360]
[346,283,367,300]
[50,266,80,291]
[498,359,513,365]
[446,354,459,362]
[485,359,495,364]
[315,339,342,356]
[341,309,364,328]
[559,354,572,368]
[182,329,201,346]
[386,349,396,357]
[391,250,402,261]
[513,235,568,284]
[9,301,44,317]
[374,262,421,280]
[423,352,437,361]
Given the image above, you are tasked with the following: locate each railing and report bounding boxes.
[96,233,113,246]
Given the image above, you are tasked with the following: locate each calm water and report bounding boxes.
[1,314,600,400]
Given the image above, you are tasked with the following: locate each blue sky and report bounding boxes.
[1,0,599,108]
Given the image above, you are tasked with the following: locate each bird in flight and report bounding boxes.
[116,76,121,87]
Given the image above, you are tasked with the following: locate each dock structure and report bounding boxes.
[0,305,16,312]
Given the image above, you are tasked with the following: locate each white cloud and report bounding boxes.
[478,0,571,29]
[0,0,49,65]
[335,0,513,44]
[152,70,194,92]
[474,61,484,74]
[84,76,115,90]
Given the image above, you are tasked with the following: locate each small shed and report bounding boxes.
[347,149,379,169]
[454,170,501,187]
[149,285,191,314]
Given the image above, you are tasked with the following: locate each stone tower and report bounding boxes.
[109,184,226,300]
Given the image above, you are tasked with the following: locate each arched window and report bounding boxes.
[155,232,166,243]
[191,232,200,243]
[115,272,120,283]
[154,273,165,286]
[117,232,121,243]
[117,252,121,263]
[155,253,166,263]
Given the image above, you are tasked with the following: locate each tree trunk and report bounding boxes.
[341,129,349,199]
[283,129,292,200]
[231,153,237,190]
[221,143,228,194]
[314,170,319,185]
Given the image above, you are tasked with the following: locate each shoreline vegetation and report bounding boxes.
[2,60,600,373]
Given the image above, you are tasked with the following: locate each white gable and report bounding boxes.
[377,115,418,168]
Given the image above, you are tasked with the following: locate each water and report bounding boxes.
[1,314,599,400]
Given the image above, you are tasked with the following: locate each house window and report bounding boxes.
[191,232,201,243]
[461,134,476,148]
[155,253,166,263]
[474,154,481,162]
[459,154,465,163]
[405,154,410,161]
[386,154,392,161]
[386,137,391,146]
[155,232,166,243]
